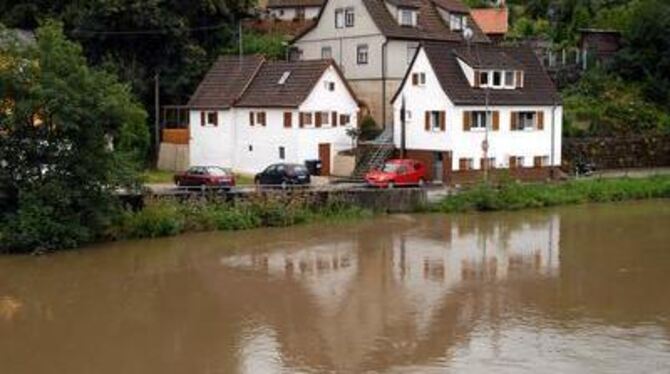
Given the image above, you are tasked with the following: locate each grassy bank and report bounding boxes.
[142,169,255,185]
[432,176,670,213]
[109,195,372,240]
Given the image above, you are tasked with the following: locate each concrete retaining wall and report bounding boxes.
[157,143,189,172]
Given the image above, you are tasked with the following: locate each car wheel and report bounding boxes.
[418,178,425,187]
[388,181,395,189]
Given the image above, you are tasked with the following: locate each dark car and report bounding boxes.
[254,163,311,188]
[174,166,236,190]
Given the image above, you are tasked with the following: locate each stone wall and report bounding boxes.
[562,135,670,170]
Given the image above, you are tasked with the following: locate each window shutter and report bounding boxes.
[284,112,292,128]
[213,112,218,127]
[492,111,499,131]
[200,111,205,126]
[315,112,322,127]
[424,111,430,131]
[260,112,266,127]
[509,156,517,168]
[537,111,544,130]
[511,112,518,130]
[332,111,338,127]
[515,71,523,88]
[474,71,480,88]
[412,73,418,86]
[439,111,446,131]
[249,111,255,126]
[534,156,542,168]
[463,111,471,131]
[299,113,305,128]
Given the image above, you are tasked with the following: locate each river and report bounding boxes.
[1,201,669,373]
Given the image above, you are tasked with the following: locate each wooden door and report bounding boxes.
[318,143,331,176]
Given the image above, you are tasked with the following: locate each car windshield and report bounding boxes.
[288,165,308,175]
[381,163,402,173]
[206,167,229,177]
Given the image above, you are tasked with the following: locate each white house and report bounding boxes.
[265,0,324,21]
[291,0,489,125]
[187,55,359,175]
[392,42,562,183]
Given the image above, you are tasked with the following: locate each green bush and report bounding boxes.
[359,115,382,141]
[434,176,670,213]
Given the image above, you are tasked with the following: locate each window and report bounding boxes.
[429,111,441,131]
[339,114,351,125]
[321,111,330,125]
[399,9,415,26]
[479,71,489,86]
[402,110,412,122]
[449,14,465,31]
[335,9,345,28]
[517,112,536,130]
[504,71,515,87]
[278,71,291,85]
[206,111,218,126]
[279,146,285,160]
[412,72,426,86]
[321,46,332,59]
[324,81,335,91]
[509,156,525,168]
[407,44,418,65]
[357,44,368,65]
[534,155,549,167]
[471,111,491,129]
[300,112,313,127]
[248,144,253,152]
[256,112,266,126]
[345,8,355,27]
[481,157,496,169]
[492,71,502,87]
[459,158,474,171]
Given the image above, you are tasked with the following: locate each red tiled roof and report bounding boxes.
[470,7,508,35]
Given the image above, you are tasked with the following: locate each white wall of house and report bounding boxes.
[268,6,321,21]
[189,109,235,167]
[189,66,359,174]
[393,48,563,170]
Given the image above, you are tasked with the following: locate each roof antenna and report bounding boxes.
[463,26,474,55]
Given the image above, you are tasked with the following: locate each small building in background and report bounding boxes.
[470,5,508,43]
[578,28,622,67]
[265,0,324,21]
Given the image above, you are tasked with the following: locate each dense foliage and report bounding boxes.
[433,176,670,213]
[0,22,148,253]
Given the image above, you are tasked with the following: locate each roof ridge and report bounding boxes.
[232,55,267,106]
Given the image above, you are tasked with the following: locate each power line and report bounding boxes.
[70,22,232,36]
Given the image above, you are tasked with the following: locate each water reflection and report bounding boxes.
[0,202,669,373]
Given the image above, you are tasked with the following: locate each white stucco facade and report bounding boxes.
[189,66,359,174]
[393,48,563,171]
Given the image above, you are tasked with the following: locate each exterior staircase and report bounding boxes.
[349,127,395,181]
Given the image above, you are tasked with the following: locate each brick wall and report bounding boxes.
[563,135,670,170]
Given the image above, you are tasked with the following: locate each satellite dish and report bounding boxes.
[463,27,474,41]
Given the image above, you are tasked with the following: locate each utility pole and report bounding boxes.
[154,71,160,164]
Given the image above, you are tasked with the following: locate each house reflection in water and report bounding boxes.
[218,213,560,372]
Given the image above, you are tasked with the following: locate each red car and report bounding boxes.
[365,159,427,188]
[174,166,236,190]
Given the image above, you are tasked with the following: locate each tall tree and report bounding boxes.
[0,22,148,253]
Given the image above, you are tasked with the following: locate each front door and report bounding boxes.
[318,143,331,176]
[432,152,443,182]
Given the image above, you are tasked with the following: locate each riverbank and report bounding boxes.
[431,175,670,213]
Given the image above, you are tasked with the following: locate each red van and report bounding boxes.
[365,159,427,188]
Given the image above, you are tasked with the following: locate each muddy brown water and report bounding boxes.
[1,201,669,373]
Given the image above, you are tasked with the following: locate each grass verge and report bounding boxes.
[432,176,670,213]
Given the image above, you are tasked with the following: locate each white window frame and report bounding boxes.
[399,9,415,26]
[492,71,503,88]
[449,14,464,31]
[345,8,355,27]
[504,71,515,88]
[430,111,441,131]
[335,9,345,28]
[518,111,537,130]
[471,111,491,130]
[321,46,332,59]
[357,44,368,65]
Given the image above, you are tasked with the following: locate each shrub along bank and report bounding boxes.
[109,194,372,240]
[432,176,670,213]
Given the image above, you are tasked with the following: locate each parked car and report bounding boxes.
[254,163,311,188]
[365,159,427,188]
[174,166,236,190]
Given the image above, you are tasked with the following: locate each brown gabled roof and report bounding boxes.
[235,59,357,108]
[452,46,522,69]
[432,0,469,13]
[267,0,324,8]
[394,42,560,106]
[293,0,489,43]
[471,7,509,35]
[188,55,265,109]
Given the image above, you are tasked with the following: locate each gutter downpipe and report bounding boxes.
[382,39,389,132]
[550,96,557,179]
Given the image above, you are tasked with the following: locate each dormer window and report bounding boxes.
[504,71,515,87]
[399,9,416,27]
[479,71,489,86]
[475,70,523,89]
[449,13,466,31]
